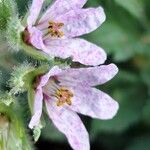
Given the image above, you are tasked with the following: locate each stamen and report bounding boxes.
[43,79,73,107]
[55,87,73,107]
[48,21,64,38]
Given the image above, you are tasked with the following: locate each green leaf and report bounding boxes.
[115,0,146,22]
[142,99,150,125]
[0,0,17,31]
[0,102,33,149]
[85,0,100,7]
[125,135,150,150]
[15,0,29,15]
[141,69,150,88]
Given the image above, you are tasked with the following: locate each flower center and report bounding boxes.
[48,21,64,38]
[55,87,73,107]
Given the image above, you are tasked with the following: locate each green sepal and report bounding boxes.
[9,63,35,95]
[9,63,49,113]
[24,65,49,113]
[6,16,52,61]
[33,124,42,142]
[19,36,52,62]
[24,65,50,142]
[6,16,24,52]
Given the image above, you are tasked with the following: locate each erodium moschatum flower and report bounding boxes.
[29,64,119,150]
[23,0,107,66]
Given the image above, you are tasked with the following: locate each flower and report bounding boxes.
[29,64,119,150]
[24,0,107,66]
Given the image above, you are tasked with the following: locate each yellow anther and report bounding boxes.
[48,21,64,38]
[55,87,73,107]
[66,98,72,105]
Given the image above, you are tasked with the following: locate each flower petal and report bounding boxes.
[29,66,62,129]
[38,66,62,88]
[55,7,106,37]
[68,87,119,120]
[58,64,118,86]
[29,88,43,129]
[28,27,46,50]
[45,99,90,150]
[44,38,107,66]
[38,0,87,28]
[27,0,44,26]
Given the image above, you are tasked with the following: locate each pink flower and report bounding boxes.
[25,0,107,66]
[29,64,119,150]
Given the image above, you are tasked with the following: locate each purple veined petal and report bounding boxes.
[45,99,90,150]
[38,66,62,88]
[38,0,88,30]
[44,38,107,66]
[29,88,43,129]
[27,0,44,26]
[58,64,118,87]
[28,27,46,50]
[55,7,106,38]
[68,87,119,120]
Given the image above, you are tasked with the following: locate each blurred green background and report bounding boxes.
[0,0,150,149]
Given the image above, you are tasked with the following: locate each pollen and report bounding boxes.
[48,21,64,38]
[55,87,73,107]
